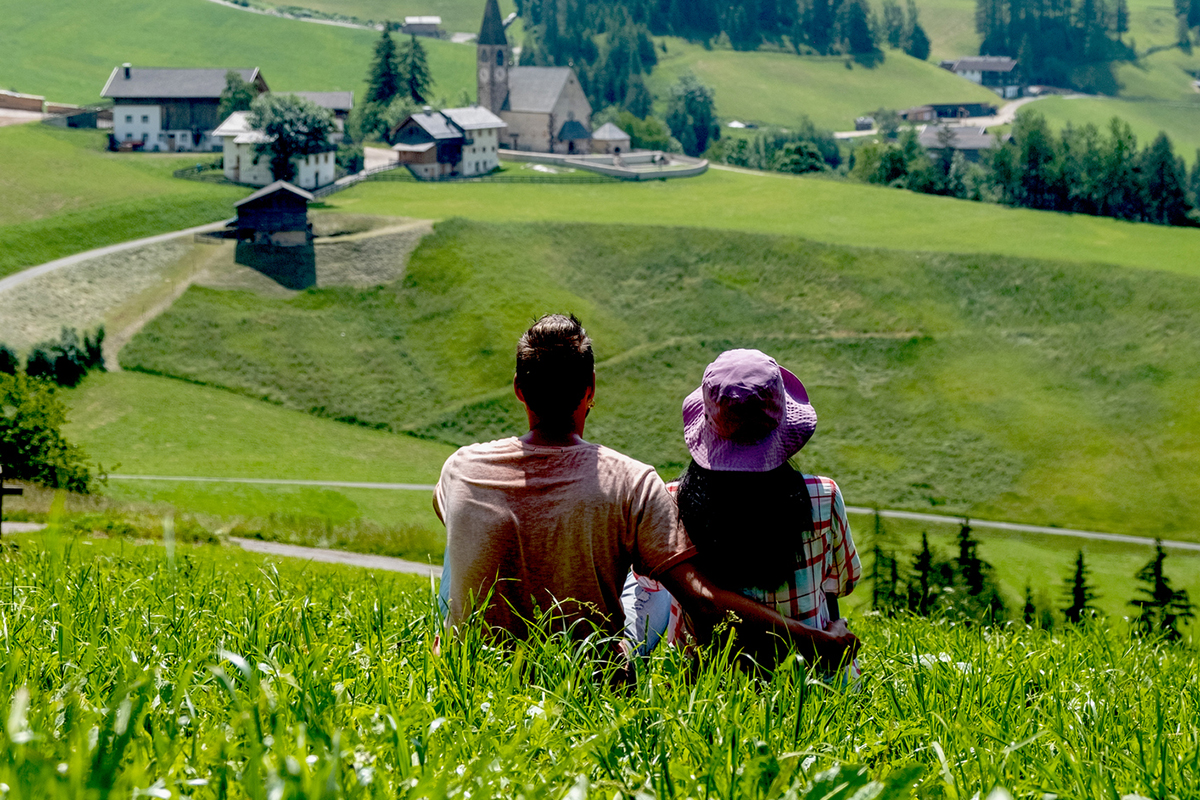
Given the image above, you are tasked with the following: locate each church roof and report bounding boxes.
[557,118,591,141]
[478,0,507,46]
[505,67,574,114]
[591,122,630,141]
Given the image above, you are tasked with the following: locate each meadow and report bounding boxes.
[0,126,246,278]
[1019,95,1200,165]
[0,0,475,106]
[0,531,1195,798]
[119,219,1200,540]
[253,0,519,34]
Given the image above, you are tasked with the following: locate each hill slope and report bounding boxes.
[122,219,1200,539]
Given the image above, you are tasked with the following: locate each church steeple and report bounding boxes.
[477,0,510,113]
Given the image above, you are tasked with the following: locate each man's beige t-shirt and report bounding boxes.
[435,437,695,639]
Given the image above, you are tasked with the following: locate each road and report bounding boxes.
[831,93,1087,139]
[105,474,1200,552]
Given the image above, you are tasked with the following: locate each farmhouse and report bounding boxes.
[476,0,592,154]
[391,106,506,179]
[939,57,1021,99]
[591,122,631,155]
[233,181,313,246]
[918,125,997,161]
[101,64,268,151]
[401,16,444,37]
[212,111,336,190]
[293,92,354,138]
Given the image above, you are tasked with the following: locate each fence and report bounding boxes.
[173,162,223,179]
[367,168,617,186]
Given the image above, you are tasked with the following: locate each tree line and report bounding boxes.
[870,515,1196,640]
[850,114,1200,228]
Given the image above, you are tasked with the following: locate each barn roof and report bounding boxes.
[917,125,997,151]
[591,122,630,141]
[947,56,1017,73]
[234,181,314,207]
[292,91,354,112]
[557,118,591,141]
[478,0,507,45]
[102,67,265,99]
[505,67,575,114]
[404,109,464,140]
[442,106,506,130]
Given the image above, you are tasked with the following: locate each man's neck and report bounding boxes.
[519,429,589,448]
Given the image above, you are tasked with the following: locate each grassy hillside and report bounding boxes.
[1019,96,1200,165]
[0,126,247,278]
[255,0,517,34]
[326,167,1200,275]
[647,38,1001,131]
[0,0,475,105]
[121,219,1200,540]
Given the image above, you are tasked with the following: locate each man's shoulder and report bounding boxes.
[593,443,661,480]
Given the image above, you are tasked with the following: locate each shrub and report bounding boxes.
[0,371,94,492]
[0,343,17,375]
[24,326,105,387]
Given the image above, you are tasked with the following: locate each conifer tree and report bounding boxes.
[1187,151,1200,209]
[908,531,937,616]
[956,520,988,597]
[903,0,931,59]
[399,35,433,103]
[367,26,402,105]
[1062,550,1100,624]
[1023,582,1037,626]
[1129,541,1195,641]
[1140,133,1191,225]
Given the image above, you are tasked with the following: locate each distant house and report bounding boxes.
[0,89,44,113]
[591,122,631,154]
[927,102,998,119]
[939,57,1021,99]
[101,64,268,151]
[917,125,997,162]
[900,105,937,122]
[401,16,444,37]
[390,106,506,179]
[476,0,592,154]
[234,181,313,246]
[293,91,354,137]
[213,111,336,190]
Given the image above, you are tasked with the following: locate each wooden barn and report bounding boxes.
[233,181,313,246]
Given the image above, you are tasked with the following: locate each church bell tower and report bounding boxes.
[477,0,509,114]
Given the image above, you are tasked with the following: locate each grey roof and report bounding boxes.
[591,122,630,141]
[442,106,506,130]
[292,91,353,112]
[234,181,314,207]
[949,56,1017,73]
[479,0,507,45]
[102,67,263,99]
[918,126,997,151]
[505,67,573,114]
[404,110,464,140]
[557,118,591,141]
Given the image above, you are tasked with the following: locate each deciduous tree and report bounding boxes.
[218,70,256,120]
[666,74,719,156]
[247,94,335,183]
[0,371,94,492]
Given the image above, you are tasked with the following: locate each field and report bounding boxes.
[646,39,1001,131]
[1020,95,1200,165]
[0,0,475,105]
[325,168,1200,275]
[0,126,247,278]
[253,0,518,34]
[0,532,1195,798]
[117,218,1200,541]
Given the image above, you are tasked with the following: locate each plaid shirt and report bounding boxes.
[628,474,860,647]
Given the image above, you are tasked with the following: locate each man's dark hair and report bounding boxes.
[515,314,594,434]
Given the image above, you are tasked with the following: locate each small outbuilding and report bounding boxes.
[591,122,631,155]
[233,181,313,246]
[401,16,444,37]
[917,125,997,162]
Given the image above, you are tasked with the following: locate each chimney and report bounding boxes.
[423,105,432,114]
[123,62,132,79]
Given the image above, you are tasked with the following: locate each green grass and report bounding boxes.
[0,0,475,105]
[1018,96,1200,165]
[258,0,518,34]
[647,38,1001,131]
[0,126,248,277]
[1,532,1196,797]
[121,219,1200,540]
[322,166,1200,276]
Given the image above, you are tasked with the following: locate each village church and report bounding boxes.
[476,0,592,154]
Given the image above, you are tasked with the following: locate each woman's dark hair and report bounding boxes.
[676,460,815,593]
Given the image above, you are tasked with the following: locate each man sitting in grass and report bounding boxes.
[434,313,859,671]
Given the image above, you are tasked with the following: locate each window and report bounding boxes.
[497,50,504,65]
[141,115,149,123]
[125,115,132,123]
[125,132,132,139]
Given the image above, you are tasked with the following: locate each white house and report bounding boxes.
[939,57,1021,99]
[213,111,336,190]
[390,106,506,179]
[102,64,268,152]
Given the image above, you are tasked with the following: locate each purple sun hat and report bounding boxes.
[682,349,817,472]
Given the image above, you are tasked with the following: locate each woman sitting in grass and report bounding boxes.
[624,348,862,677]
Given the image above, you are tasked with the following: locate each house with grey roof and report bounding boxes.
[212,111,336,190]
[389,105,507,179]
[939,56,1021,99]
[917,125,998,162]
[591,122,631,155]
[293,91,354,135]
[475,0,592,154]
[101,64,268,151]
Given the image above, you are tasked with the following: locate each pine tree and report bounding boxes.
[1062,550,1100,624]
[1187,150,1200,210]
[1023,582,1037,625]
[366,27,402,105]
[398,35,433,103]
[1129,541,1196,641]
[956,520,988,597]
[908,531,937,616]
[842,0,878,54]
[1139,132,1191,225]
[1113,0,1130,40]
[902,0,931,59]
[882,0,905,48]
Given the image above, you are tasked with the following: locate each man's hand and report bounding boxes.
[811,618,859,672]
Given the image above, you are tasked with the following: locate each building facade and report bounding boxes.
[390,106,506,179]
[102,65,268,151]
[213,111,336,190]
